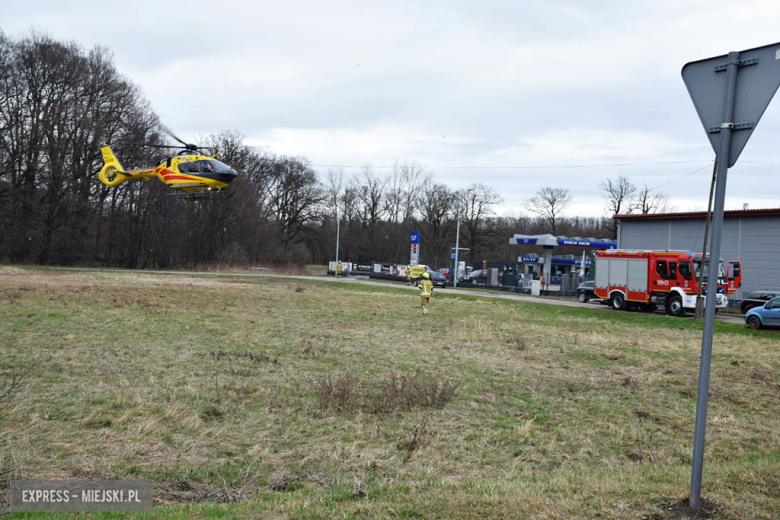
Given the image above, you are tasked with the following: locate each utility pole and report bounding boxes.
[453,207,461,287]
[695,160,717,320]
[335,205,340,264]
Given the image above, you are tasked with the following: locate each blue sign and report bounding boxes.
[515,238,538,245]
[451,252,456,260]
[557,239,617,249]
[518,256,591,265]
[411,232,420,244]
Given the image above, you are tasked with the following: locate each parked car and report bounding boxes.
[428,271,448,288]
[745,296,780,329]
[577,281,598,303]
[740,291,779,314]
[464,269,486,284]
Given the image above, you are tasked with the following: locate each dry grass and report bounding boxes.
[0,266,779,518]
[314,372,459,414]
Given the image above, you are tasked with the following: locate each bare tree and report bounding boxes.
[599,176,636,236]
[417,183,456,266]
[267,157,324,251]
[457,183,503,259]
[632,184,673,214]
[384,161,403,224]
[399,160,429,223]
[383,160,429,225]
[325,166,346,218]
[354,164,387,257]
[525,187,571,235]
[600,175,636,216]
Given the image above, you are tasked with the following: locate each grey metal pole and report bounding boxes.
[453,207,461,288]
[689,51,739,509]
[335,206,340,264]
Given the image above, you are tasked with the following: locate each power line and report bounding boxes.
[646,163,713,193]
[742,164,780,176]
[313,160,712,170]
[742,161,780,166]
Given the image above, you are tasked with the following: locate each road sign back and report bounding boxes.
[682,42,780,167]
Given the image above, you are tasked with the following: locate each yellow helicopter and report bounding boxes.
[98,133,238,200]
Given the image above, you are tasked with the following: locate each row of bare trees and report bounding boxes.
[321,165,508,267]
[0,31,665,270]
[315,170,616,268]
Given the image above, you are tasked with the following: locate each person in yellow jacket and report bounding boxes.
[418,272,434,315]
[336,261,343,278]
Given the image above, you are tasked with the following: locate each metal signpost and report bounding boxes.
[335,206,340,265]
[682,42,780,508]
[453,208,462,287]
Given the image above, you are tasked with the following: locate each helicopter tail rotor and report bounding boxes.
[98,146,131,187]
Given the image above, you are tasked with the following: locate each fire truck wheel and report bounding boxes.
[610,292,627,311]
[665,295,686,317]
[747,315,762,330]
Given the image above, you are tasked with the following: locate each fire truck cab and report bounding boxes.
[593,250,742,317]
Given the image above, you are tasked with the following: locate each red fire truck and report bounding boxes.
[593,250,742,317]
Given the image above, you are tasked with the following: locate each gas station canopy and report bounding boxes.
[509,234,617,249]
[508,234,617,286]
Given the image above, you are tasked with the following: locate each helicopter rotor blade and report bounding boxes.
[160,125,192,148]
[108,143,184,150]
[112,127,211,153]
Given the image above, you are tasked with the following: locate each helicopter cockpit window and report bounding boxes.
[178,160,234,175]
[177,161,200,174]
[204,160,235,174]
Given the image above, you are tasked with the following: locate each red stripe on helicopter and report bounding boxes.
[163,175,201,182]
[160,170,198,181]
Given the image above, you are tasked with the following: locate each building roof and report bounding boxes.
[614,207,780,221]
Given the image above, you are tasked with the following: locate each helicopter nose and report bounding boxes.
[219,170,238,183]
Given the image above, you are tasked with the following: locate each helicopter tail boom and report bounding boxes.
[98,146,130,187]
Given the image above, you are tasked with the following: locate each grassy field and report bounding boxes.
[1,267,779,519]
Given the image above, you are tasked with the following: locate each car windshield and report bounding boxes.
[693,258,726,281]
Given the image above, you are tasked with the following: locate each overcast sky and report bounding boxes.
[5,0,780,217]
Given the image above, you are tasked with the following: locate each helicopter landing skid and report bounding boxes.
[168,188,234,201]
